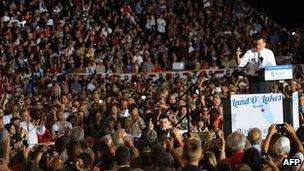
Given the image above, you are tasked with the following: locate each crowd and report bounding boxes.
[1,0,304,170]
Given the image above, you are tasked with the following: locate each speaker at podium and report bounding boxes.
[239,65,293,93]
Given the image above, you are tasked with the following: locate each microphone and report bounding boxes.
[259,57,264,63]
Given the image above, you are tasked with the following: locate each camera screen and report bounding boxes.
[276,124,285,134]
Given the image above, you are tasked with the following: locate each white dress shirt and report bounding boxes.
[239,48,276,72]
[20,121,46,146]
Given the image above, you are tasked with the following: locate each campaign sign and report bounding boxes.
[292,92,300,130]
[231,93,283,138]
[264,65,293,81]
[172,62,185,71]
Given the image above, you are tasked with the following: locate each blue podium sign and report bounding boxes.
[264,65,293,81]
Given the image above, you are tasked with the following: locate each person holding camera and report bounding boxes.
[262,123,304,170]
[236,35,276,93]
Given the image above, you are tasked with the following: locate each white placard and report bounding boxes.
[264,65,293,81]
[231,93,284,138]
[292,92,300,130]
[172,62,185,71]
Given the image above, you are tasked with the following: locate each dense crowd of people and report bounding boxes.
[1,0,304,170]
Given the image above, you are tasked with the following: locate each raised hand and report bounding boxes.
[268,123,277,136]
[123,136,134,149]
[165,137,174,151]
[22,146,32,160]
[148,118,154,130]
[172,127,181,138]
[236,47,242,56]
[36,117,47,127]
[284,122,296,135]
[218,130,225,140]
[263,154,279,171]
[20,128,28,139]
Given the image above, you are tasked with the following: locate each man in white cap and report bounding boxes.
[262,123,303,170]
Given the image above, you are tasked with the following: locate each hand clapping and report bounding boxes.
[34,117,47,127]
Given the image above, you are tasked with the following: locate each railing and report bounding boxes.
[45,64,304,83]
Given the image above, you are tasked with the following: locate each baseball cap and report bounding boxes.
[274,136,291,155]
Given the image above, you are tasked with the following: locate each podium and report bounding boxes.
[241,65,293,93]
[239,68,268,93]
[222,65,296,138]
[248,68,269,93]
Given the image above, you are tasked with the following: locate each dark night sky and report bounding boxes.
[243,0,304,30]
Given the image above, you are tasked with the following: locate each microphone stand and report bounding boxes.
[172,80,194,137]
[156,84,194,125]
[187,85,191,136]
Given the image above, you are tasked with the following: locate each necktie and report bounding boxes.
[258,51,261,66]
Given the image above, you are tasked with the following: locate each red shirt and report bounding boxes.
[121,3,131,15]
[73,0,81,7]
[38,128,53,143]
[211,116,223,129]
[226,150,244,169]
